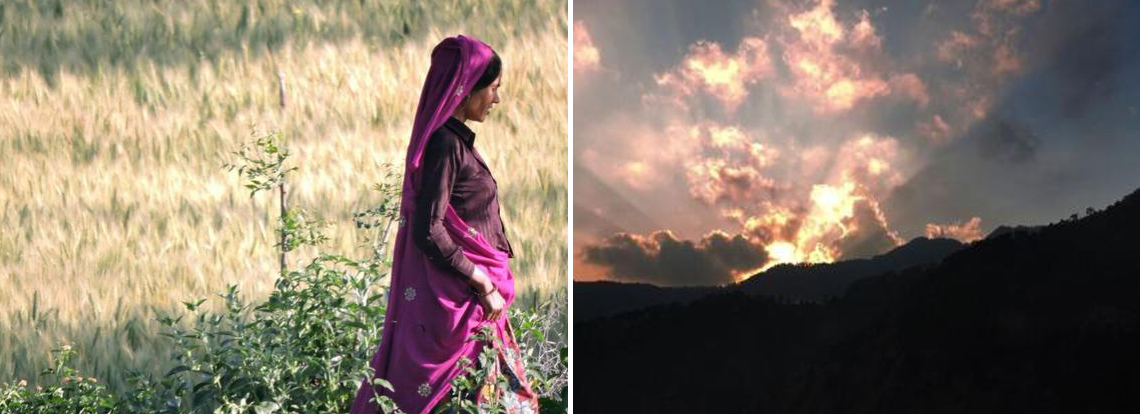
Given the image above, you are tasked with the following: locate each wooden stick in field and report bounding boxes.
[278,71,288,274]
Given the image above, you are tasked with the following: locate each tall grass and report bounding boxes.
[0,0,567,396]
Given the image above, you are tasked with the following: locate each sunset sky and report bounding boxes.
[573,0,1140,286]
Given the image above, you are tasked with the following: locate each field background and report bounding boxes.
[0,0,567,393]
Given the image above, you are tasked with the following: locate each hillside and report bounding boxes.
[577,187,1140,413]
[575,236,963,322]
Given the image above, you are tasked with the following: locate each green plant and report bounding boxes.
[3,5,567,394]
[510,296,569,411]
[0,345,119,413]
[152,253,394,413]
[141,131,399,412]
[434,295,569,414]
[223,131,296,199]
[437,328,500,414]
[1,128,566,413]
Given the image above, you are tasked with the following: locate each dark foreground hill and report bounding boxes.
[572,281,718,322]
[577,187,1140,413]
[575,236,964,322]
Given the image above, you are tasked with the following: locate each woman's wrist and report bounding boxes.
[468,267,495,295]
[475,283,498,297]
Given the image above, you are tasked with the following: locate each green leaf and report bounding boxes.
[191,388,216,409]
[165,366,190,377]
[253,401,280,414]
[371,377,394,392]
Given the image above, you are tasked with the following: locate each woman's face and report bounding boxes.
[463,74,501,123]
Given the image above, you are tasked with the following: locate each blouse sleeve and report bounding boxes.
[412,133,477,280]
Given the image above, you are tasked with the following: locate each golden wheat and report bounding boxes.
[0,0,566,392]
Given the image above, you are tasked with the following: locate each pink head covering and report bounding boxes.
[404,35,496,195]
[350,35,536,414]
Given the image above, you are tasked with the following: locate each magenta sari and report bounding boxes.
[349,35,538,414]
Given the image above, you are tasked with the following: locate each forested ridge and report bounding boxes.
[578,187,1140,413]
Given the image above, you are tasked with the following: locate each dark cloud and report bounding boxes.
[884,0,1140,239]
[583,230,769,286]
[1030,0,1134,119]
[836,199,901,261]
[1053,23,1122,118]
[974,117,1039,164]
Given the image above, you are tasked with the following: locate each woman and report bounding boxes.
[350,35,539,414]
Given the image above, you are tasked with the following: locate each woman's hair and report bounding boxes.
[471,51,501,93]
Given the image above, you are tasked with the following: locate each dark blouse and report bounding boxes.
[412,117,515,281]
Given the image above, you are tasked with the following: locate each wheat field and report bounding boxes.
[0,0,567,392]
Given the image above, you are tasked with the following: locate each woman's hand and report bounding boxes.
[477,287,506,322]
[470,267,506,322]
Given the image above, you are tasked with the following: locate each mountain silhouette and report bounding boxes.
[737,236,965,298]
[985,224,1044,239]
[577,186,1140,413]
[575,237,964,322]
[573,281,718,322]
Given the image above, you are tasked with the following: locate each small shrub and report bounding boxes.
[0,345,119,413]
[0,132,567,413]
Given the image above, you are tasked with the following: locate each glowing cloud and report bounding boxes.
[833,135,908,190]
[983,0,1042,15]
[926,217,984,242]
[889,73,930,107]
[574,0,1055,286]
[994,41,1023,75]
[781,0,891,113]
[574,21,601,72]
[751,181,903,270]
[753,182,863,267]
[937,31,979,63]
[849,10,882,52]
[673,122,785,205]
[678,131,911,273]
[709,125,747,149]
[788,0,846,48]
[654,37,773,112]
[812,182,859,225]
[730,134,908,270]
[918,115,952,142]
[687,160,777,205]
[577,117,703,193]
[620,161,657,191]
